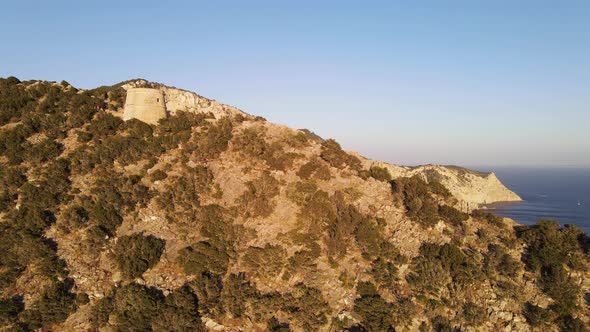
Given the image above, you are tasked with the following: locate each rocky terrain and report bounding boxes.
[0,77,587,332]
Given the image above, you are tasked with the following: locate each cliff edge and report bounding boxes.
[361,160,522,207]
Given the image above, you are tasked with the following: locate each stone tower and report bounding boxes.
[123,88,167,125]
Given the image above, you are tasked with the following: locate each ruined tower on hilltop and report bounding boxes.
[122,88,167,125]
[121,80,247,125]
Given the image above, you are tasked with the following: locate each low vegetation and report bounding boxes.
[112,234,165,279]
[320,139,361,171]
[392,175,441,227]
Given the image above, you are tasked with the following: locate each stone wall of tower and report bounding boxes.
[123,88,167,125]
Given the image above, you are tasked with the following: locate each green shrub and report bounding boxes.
[541,264,580,316]
[187,117,233,160]
[484,244,521,278]
[88,201,123,236]
[299,190,336,231]
[89,84,126,109]
[243,244,286,278]
[297,158,331,180]
[58,205,89,233]
[111,283,162,331]
[284,244,321,279]
[463,302,486,326]
[153,285,205,332]
[198,204,243,247]
[0,77,35,125]
[239,172,280,218]
[9,203,54,235]
[353,281,394,331]
[26,138,63,164]
[286,181,318,206]
[91,283,205,331]
[320,139,361,171]
[407,257,449,294]
[431,315,459,332]
[523,302,552,327]
[354,218,384,259]
[429,181,452,199]
[284,283,329,331]
[325,197,366,260]
[369,165,392,182]
[188,272,223,315]
[233,128,297,170]
[87,112,123,139]
[156,170,211,220]
[112,234,165,279]
[221,273,257,318]
[150,169,167,181]
[19,280,77,329]
[0,124,31,164]
[438,205,469,226]
[157,111,210,148]
[370,257,399,292]
[471,210,504,228]
[267,316,291,332]
[0,166,26,212]
[89,293,114,328]
[557,315,586,332]
[0,297,23,327]
[392,176,440,227]
[518,220,587,272]
[408,243,483,294]
[177,241,230,276]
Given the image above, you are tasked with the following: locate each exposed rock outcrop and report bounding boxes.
[362,160,521,207]
[121,79,245,122]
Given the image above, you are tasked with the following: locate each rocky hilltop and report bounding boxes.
[120,79,521,208]
[0,77,587,332]
[121,79,245,123]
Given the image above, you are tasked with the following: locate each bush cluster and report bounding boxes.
[471,209,504,228]
[90,283,205,331]
[353,281,396,330]
[297,158,331,180]
[233,127,298,171]
[320,139,361,171]
[112,234,165,279]
[438,205,469,226]
[368,165,392,182]
[239,172,280,218]
[392,176,440,227]
[407,243,483,295]
[517,220,587,321]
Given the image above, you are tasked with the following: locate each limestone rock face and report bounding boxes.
[122,88,167,125]
[361,160,522,207]
[122,80,245,122]
[160,85,243,119]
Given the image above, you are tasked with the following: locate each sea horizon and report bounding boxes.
[472,166,590,234]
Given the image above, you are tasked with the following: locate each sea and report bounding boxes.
[478,167,590,234]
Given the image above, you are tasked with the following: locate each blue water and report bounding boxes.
[479,167,590,234]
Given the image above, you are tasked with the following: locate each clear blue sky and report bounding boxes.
[2,1,589,168]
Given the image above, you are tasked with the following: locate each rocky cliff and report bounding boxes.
[363,161,521,207]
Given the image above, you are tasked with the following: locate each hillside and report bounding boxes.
[0,77,587,332]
